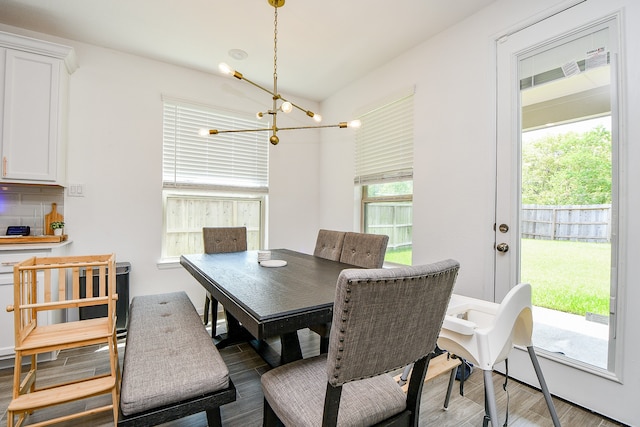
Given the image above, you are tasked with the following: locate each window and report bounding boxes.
[161,97,269,260]
[355,91,414,265]
[362,181,413,265]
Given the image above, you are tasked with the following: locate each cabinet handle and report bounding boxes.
[2,157,6,177]
[1,261,19,266]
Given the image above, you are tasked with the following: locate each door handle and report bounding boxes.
[496,243,509,252]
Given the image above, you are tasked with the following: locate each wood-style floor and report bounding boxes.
[0,319,628,427]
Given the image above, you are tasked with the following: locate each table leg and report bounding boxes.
[280,332,303,364]
[248,331,303,368]
[213,311,254,349]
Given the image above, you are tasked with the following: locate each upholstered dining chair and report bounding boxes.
[312,231,390,353]
[309,229,345,351]
[202,227,247,332]
[262,260,460,427]
[313,229,346,261]
[339,231,389,268]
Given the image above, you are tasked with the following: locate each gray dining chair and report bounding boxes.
[312,231,390,353]
[339,231,389,268]
[261,259,460,427]
[309,229,345,351]
[313,229,346,261]
[202,227,247,331]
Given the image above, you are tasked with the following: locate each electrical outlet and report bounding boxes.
[67,183,85,197]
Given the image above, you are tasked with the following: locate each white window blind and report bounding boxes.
[355,93,414,184]
[163,99,269,191]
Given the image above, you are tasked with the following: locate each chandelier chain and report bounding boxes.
[273,6,278,81]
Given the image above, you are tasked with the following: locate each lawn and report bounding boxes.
[521,238,611,316]
[386,239,611,316]
[385,247,412,265]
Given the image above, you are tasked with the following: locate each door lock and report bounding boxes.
[496,243,509,252]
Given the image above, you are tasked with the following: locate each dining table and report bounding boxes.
[180,249,356,367]
[181,248,480,370]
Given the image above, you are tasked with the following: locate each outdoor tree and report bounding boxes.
[521,125,611,205]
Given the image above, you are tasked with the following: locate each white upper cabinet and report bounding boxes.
[0,31,76,185]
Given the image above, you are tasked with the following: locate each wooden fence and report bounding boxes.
[367,203,611,247]
[164,196,262,257]
[365,202,412,249]
[521,204,611,243]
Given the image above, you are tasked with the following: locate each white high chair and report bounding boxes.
[437,283,561,427]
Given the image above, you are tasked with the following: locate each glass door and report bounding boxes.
[518,24,614,370]
[495,3,625,413]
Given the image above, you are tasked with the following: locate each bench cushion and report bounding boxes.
[120,291,230,416]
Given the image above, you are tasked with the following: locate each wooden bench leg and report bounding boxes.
[205,407,222,427]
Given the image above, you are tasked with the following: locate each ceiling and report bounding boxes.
[0,0,496,101]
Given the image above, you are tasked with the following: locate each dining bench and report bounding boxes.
[118,291,236,427]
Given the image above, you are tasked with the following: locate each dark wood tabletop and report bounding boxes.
[180,249,355,365]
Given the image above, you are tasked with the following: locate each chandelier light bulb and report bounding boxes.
[280,101,293,113]
[349,120,362,128]
[257,112,264,119]
[198,128,209,136]
[218,62,233,75]
[313,114,322,123]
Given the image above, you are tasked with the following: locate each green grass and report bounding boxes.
[521,238,610,316]
[385,247,412,265]
[385,240,611,316]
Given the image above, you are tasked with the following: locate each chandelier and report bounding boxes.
[200,0,360,145]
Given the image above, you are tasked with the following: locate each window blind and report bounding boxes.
[354,94,414,184]
[163,99,269,191]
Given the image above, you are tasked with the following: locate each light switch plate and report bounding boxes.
[67,183,85,197]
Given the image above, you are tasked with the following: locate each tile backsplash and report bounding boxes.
[0,184,64,236]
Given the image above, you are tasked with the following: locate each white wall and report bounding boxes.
[319,0,640,424]
[0,23,323,305]
[320,0,579,298]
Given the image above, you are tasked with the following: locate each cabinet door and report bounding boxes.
[0,277,15,358]
[1,49,60,182]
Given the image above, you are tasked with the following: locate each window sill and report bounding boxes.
[156,258,181,269]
